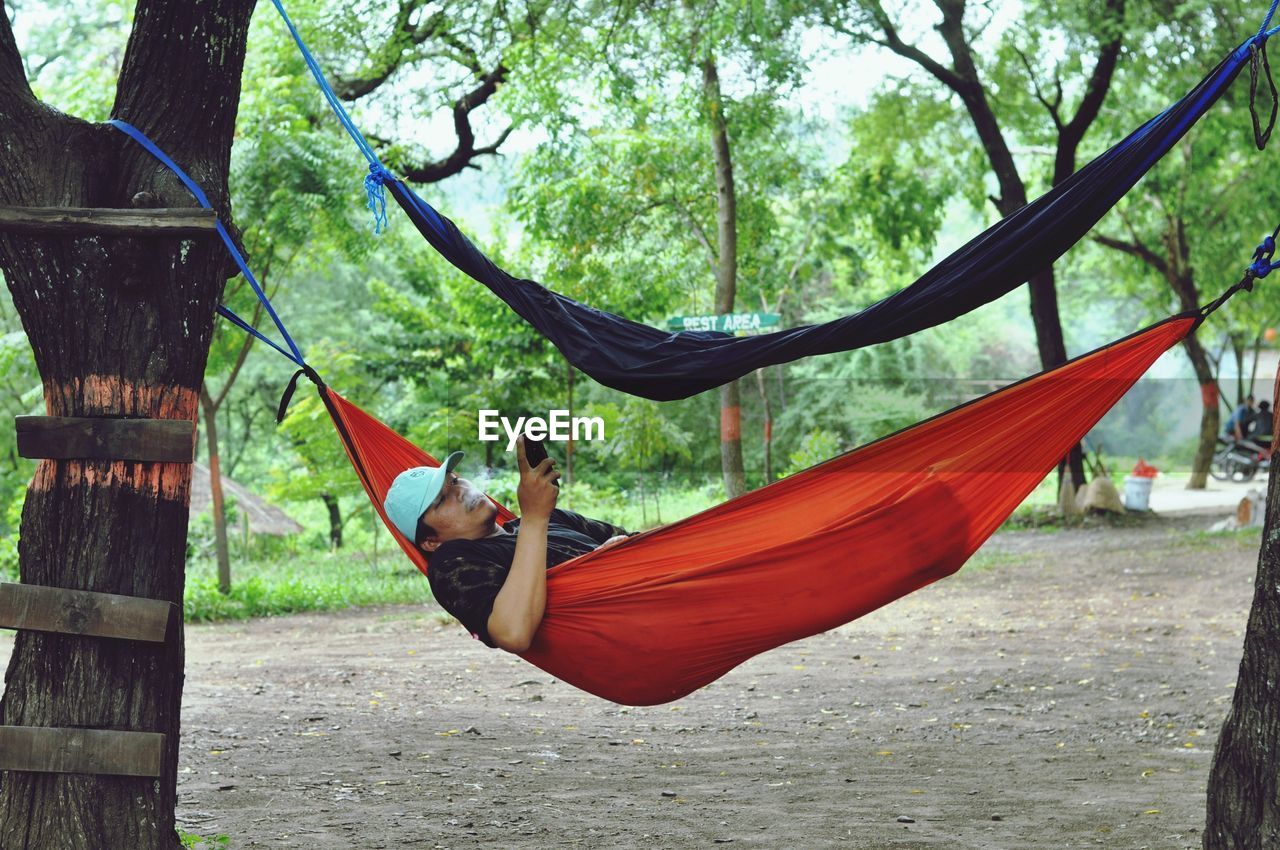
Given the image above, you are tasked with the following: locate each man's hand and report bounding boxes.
[598,535,629,550]
[516,436,560,521]
[491,436,558,653]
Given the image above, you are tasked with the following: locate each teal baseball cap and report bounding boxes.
[384,452,464,541]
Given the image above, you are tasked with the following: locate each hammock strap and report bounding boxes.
[1249,39,1278,149]
[267,0,395,233]
[1197,224,1280,321]
[108,119,307,367]
[276,364,327,424]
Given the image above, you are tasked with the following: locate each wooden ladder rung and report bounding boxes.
[16,415,196,463]
[0,205,217,236]
[0,582,174,643]
[0,726,164,777]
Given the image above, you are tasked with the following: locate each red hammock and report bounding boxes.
[321,316,1194,705]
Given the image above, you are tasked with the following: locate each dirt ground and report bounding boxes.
[0,513,1259,848]
[144,513,1256,850]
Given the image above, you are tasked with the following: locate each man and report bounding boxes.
[1224,394,1256,442]
[384,438,630,652]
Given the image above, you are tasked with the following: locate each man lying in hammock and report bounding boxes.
[383,437,630,652]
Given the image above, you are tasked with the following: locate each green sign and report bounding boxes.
[666,312,781,333]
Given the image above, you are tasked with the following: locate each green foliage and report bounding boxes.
[0,488,23,581]
[599,398,693,473]
[184,551,431,623]
[13,0,132,119]
[784,428,844,477]
[178,830,230,850]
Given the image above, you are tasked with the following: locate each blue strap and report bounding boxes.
[108,119,306,367]
[268,0,394,233]
[216,305,301,363]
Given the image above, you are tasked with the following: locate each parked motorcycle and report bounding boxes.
[1211,436,1271,482]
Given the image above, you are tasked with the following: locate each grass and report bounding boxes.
[962,548,1031,573]
[1172,527,1263,551]
[178,830,229,849]
[183,550,432,623]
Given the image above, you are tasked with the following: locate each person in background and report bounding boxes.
[1224,394,1256,442]
[1249,399,1274,448]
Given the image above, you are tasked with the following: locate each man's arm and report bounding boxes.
[487,437,560,653]
[550,508,631,544]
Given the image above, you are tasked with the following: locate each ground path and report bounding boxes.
[152,511,1258,849]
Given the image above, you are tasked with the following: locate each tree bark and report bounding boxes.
[1205,373,1280,845]
[321,491,343,550]
[565,359,575,487]
[755,367,773,483]
[703,55,745,499]
[199,384,232,594]
[1184,347,1220,490]
[0,2,256,847]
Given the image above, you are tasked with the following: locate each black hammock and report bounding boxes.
[267,0,1266,400]
[378,36,1256,400]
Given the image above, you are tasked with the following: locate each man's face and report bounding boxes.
[420,472,497,544]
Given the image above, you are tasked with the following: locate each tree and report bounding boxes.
[827,0,1127,493]
[294,0,551,181]
[1200,11,1280,843]
[506,0,818,498]
[1093,146,1268,488]
[1207,437,1280,847]
[1090,2,1278,489]
[0,1,255,846]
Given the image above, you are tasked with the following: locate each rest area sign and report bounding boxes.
[667,312,781,333]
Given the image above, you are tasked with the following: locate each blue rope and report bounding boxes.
[269,0,393,233]
[365,165,392,234]
[108,119,307,367]
[1261,0,1280,41]
[1250,230,1280,278]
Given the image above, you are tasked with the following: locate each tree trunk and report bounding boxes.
[0,2,255,847]
[1204,374,1280,846]
[1181,337,1219,489]
[755,367,773,482]
[565,359,574,487]
[199,384,232,593]
[1028,267,1087,490]
[1232,334,1246,407]
[1164,265,1218,490]
[703,55,745,499]
[321,491,342,550]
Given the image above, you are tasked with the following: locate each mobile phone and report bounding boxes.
[522,435,559,486]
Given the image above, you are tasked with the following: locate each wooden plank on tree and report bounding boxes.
[15,415,195,463]
[0,727,164,777]
[0,583,173,643]
[0,205,217,236]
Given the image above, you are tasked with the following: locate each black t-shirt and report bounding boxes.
[1252,409,1274,438]
[427,508,628,647]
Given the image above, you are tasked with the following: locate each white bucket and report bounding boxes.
[1123,475,1154,511]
